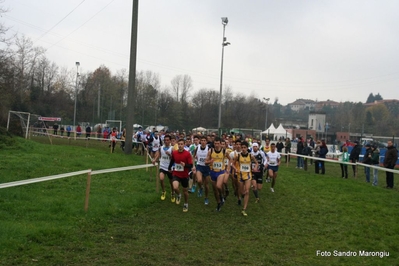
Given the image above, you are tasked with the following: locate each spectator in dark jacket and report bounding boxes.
[316,140,328,174]
[383,140,398,188]
[284,138,291,163]
[362,144,372,183]
[349,141,362,177]
[296,137,304,169]
[53,123,59,135]
[85,124,91,139]
[302,142,312,171]
[276,139,284,153]
[371,145,380,186]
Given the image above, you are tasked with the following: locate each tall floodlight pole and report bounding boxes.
[125,0,139,154]
[263,97,270,131]
[218,17,230,135]
[73,62,80,133]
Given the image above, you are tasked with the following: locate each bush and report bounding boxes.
[0,127,17,149]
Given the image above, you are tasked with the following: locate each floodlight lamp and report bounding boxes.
[221,17,228,25]
[223,42,231,46]
[264,97,270,101]
[76,62,80,67]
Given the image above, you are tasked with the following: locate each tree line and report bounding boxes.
[1,10,398,136]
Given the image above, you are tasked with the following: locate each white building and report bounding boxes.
[308,112,326,133]
[288,99,316,112]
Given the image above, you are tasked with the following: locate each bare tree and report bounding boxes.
[12,35,45,95]
[170,74,192,103]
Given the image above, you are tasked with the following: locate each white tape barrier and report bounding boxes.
[31,129,126,142]
[284,153,356,166]
[91,164,155,175]
[0,163,157,189]
[284,152,399,174]
[0,170,91,189]
[356,162,399,174]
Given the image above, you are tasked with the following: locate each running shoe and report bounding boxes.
[183,204,188,212]
[255,198,260,203]
[220,196,225,206]
[216,203,222,212]
[171,193,176,203]
[176,194,181,205]
[270,188,274,193]
[197,188,203,197]
[204,198,209,205]
[241,209,248,216]
[191,185,197,193]
[161,191,166,201]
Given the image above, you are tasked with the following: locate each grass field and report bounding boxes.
[0,132,398,265]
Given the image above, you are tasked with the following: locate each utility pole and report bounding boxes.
[125,0,139,154]
[97,84,101,119]
[218,17,230,135]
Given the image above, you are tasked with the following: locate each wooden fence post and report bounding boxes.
[156,164,159,193]
[84,170,92,212]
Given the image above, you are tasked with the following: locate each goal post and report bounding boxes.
[105,120,122,131]
[7,111,33,139]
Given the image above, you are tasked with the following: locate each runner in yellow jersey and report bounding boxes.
[232,141,258,216]
[221,139,233,200]
[230,139,242,205]
[206,137,230,212]
[171,135,179,151]
[263,138,271,182]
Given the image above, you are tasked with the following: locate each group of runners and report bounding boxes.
[151,132,282,216]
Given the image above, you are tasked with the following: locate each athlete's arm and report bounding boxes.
[251,154,259,172]
[261,152,268,168]
[224,150,231,172]
[184,152,193,169]
[168,153,175,171]
[231,153,238,172]
[265,154,269,168]
[204,148,213,165]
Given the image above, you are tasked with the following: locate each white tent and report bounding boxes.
[192,126,207,132]
[262,123,276,135]
[274,123,292,140]
[144,125,166,132]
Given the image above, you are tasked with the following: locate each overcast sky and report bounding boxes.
[3,0,399,105]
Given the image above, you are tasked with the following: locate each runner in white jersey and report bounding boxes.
[184,138,191,152]
[194,136,211,205]
[152,135,175,202]
[149,131,162,159]
[189,135,200,193]
[266,143,281,193]
[251,143,267,203]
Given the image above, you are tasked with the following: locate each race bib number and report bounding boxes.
[153,144,159,148]
[175,164,184,172]
[240,164,250,172]
[269,160,277,166]
[213,162,223,170]
[161,156,169,161]
[199,157,205,163]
